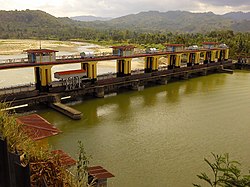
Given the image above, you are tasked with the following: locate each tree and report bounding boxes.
[193,153,250,187]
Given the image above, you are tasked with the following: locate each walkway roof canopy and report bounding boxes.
[24,49,58,54]
[165,44,184,47]
[111,45,135,50]
[16,114,61,141]
[202,42,219,45]
[88,166,115,180]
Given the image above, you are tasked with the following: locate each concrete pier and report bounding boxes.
[0,61,235,120]
[201,69,207,76]
[183,72,190,80]
[220,68,234,74]
[235,63,250,70]
[131,82,144,91]
[95,86,105,98]
[49,102,82,120]
[157,77,169,85]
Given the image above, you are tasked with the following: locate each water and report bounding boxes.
[36,71,250,187]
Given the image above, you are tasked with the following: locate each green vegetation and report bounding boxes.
[193,153,250,187]
[0,104,91,186]
[90,30,250,59]
[0,104,69,185]
[0,10,249,58]
[0,104,46,161]
[76,141,93,187]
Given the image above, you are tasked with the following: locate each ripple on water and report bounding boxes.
[39,72,250,187]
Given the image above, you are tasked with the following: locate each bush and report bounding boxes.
[193,153,250,187]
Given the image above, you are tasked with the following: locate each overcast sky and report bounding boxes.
[0,0,249,18]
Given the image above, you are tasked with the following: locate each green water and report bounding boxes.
[39,71,250,187]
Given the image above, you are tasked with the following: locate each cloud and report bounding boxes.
[47,0,201,17]
[198,0,250,7]
[0,0,249,17]
[194,0,250,15]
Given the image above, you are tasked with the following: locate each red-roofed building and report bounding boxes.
[24,49,58,54]
[88,166,114,187]
[202,42,219,49]
[165,44,184,52]
[54,69,87,79]
[202,42,218,45]
[24,49,58,63]
[54,69,88,90]
[165,44,185,47]
[111,45,135,56]
[16,114,61,146]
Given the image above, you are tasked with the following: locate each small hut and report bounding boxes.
[88,166,114,187]
[202,42,218,49]
[25,49,58,63]
[16,114,61,147]
[111,45,135,56]
[165,44,184,52]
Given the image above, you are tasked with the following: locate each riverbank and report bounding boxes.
[0,39,146,69]
[0,39,122,55]
[0,39,81,55]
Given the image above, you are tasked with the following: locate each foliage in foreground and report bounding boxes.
[75,141,95,187]
[0,104,69,186]
[193,153,250,187]
[0,104,91,186]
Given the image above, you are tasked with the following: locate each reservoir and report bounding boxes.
[37,71,250,187]
[0,40,249,186]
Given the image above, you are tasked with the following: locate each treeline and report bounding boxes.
[1,27,249,59]
[88,29,250,59]
[0,10,249,58]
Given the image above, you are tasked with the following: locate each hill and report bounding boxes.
[0,9,249,41]
[104,11,233,32]
[77,10,250,33]
[223,11,250,21]
[0,10,96,40]
[231,20,250,32]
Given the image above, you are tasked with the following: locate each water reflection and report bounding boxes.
[142,87,157,107]
[40,72,250,187]
[165,82,182,104]
[200,74,226,93]
[71,74,228,127]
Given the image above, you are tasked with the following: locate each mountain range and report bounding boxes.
[222,12,250,21]
[71,11,250,22]
[0,10,249,39]
[70,11,250,32]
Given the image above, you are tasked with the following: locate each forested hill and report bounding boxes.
[223,11,250,21]
[0,10,85,39]
[106,11,250,32]
[0,9,249,40]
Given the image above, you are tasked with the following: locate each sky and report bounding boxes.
[0,0,249,18]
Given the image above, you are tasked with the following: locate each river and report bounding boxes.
[36,71,250,187]
[1,41,250,186]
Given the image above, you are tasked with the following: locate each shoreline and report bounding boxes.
[0,39,106,55]
[0,39,145,69]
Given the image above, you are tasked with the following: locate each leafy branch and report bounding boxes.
[193,153,250,187]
